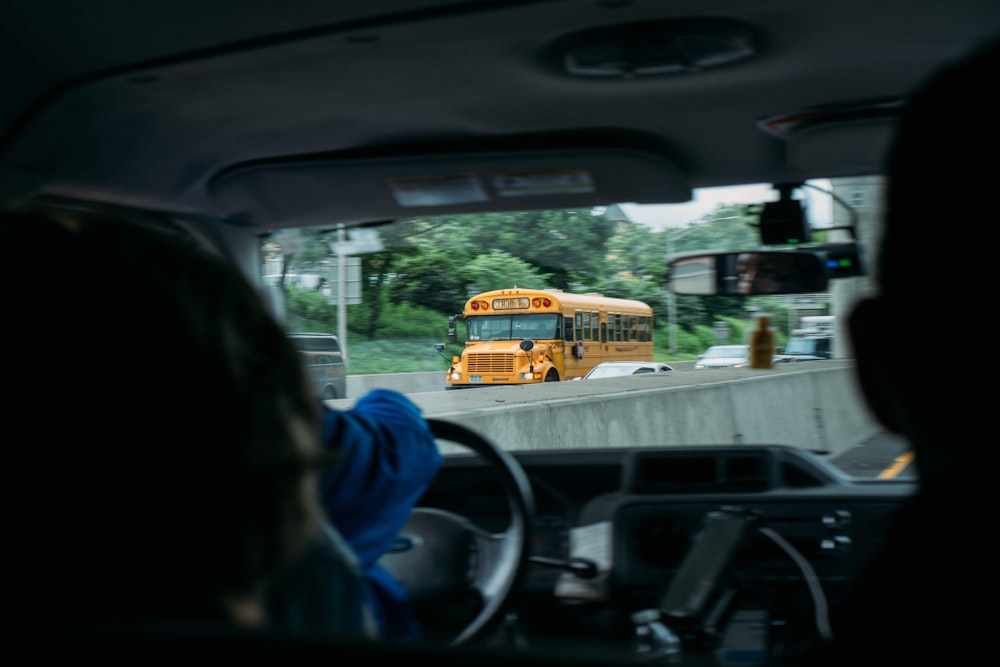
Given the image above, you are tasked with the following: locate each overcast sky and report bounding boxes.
[620,181,833,231]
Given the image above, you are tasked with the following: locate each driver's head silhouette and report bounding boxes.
[800,36,1000,667]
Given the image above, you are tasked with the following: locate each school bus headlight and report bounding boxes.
[449,371,462,381]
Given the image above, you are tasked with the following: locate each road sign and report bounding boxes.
[324,257,362,305]
[330,228,384,255]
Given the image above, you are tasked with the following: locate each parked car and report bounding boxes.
[694,345,750,369]
[581,361,674,379]
[2,0,995,665]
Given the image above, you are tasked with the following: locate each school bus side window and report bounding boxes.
[564,316,573,341]
[592,312,599,341]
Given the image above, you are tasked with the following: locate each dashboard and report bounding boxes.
[417,444,916,664]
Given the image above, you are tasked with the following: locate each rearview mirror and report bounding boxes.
[668,251,828,296]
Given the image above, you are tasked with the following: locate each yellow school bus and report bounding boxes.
[445,287,654,388]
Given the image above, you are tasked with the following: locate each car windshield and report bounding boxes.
[468,314,560,341]
[261,178,887,477]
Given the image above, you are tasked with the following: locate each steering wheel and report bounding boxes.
[376,418,536,646]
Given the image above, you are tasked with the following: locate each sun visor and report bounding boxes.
[785,118,897,178]
[758,100,902,180]
[210,147,691,227]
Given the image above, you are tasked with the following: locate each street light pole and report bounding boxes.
[665,226,697,355]
[336,224,348,363]
[667,241,678,355]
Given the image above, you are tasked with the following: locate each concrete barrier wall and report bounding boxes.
[348,371,443,397]
[346,362,697,396]
[337,363,880,458]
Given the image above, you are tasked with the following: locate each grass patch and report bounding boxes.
[344,338,458,374]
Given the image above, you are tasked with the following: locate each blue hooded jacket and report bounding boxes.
[318,389,442,641]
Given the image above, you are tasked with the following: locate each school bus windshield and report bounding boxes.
[467,313,560,341]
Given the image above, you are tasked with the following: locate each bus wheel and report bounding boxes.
[544,370,559,382]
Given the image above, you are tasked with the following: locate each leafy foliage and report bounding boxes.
[464,251,552,295]
[386,251,470,314]
[282,285,337,333]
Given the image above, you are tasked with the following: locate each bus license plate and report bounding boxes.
[470,375,483,383]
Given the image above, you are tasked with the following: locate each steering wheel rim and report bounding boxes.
[377,418,536,646]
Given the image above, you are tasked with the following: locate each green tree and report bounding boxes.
[354,220,429,338]
[282,285,337,333]
[464,250,552,295]
[387,251,471,314]
[674,294,711,333]
[603,218,665,282]
[468,209,616,286]
[661,204,761,259]
[402,209,616,288]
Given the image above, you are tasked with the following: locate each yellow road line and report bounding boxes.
[878,451,915,479]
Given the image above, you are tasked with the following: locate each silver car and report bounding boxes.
[694,345,750,369]
[582,361,674,379]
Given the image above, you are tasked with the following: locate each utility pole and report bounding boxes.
[336,224,348,363]
[665,226,698,355]
[327,225,382,365]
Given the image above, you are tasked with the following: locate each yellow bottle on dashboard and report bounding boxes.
[750,315,774,369]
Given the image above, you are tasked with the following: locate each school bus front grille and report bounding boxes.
[466,353,515,374]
